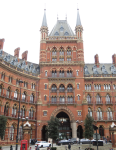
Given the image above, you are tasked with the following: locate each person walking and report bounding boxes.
[68,143,71,150]
[36,145,40,150]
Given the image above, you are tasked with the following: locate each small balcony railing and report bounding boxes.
[88,101,93,104]
[48,100,76,104]
[96,101,103,104]
[105,101,113,104]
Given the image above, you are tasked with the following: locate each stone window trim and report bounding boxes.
[43,111,47,116]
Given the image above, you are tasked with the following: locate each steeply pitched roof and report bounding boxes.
[42,9,47,27]
[76,9,82,26]
[49,20,74,36]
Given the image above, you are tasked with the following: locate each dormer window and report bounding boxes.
[54,32,59,36]
[64,32,69,36]
[60,26,64,32]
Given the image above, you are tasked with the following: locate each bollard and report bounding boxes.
[30,147,31,150]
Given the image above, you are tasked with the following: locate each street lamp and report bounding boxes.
[16,80,23,150]
[76,120,83,144]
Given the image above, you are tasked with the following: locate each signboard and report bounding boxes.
[93,133,100,140]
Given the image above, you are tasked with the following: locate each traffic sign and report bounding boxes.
[93,133,100,140]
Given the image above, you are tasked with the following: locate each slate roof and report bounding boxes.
[0,49,40,75]
[76,9,82,26]
[84,64,116,75]
[49,20,75,37]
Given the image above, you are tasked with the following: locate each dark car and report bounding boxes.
[70,138,78,144]
[57,140,74,146]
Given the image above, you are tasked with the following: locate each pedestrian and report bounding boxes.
[36,145,40,150]
[10,145,13,150]
[105,138,107,144]
[68,143,71,150]
[65,145,67,150]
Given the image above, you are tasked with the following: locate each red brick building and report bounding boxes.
[0,8,115,145]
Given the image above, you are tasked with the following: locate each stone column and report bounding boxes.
[109,123,116,150]
[71,121,77,138]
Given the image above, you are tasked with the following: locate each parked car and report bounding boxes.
[80,138,92,144]
[70,138,78,144]
[92,140,103,146]
[35,141,51,148]
[57,140,74,145]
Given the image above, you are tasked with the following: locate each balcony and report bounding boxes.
[94,117,104,121]
[88,101,93,105]
[47,100,77,105]
[48,74,75,79]
[105,101,113,105]
[96,101,103,105]
[51,90,57,93]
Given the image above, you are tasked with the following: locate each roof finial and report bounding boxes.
[57,14,58,20]
[65,14,67,20]
[44,3,46,10]
[77,3,79,10]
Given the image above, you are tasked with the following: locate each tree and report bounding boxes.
[83,115,94,147]
[0,115,7,139]
[46,116,60,147]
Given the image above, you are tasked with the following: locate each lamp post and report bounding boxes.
[76,120,83,144]
[16,80,23,150]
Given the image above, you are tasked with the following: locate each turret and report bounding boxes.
[39,9,48,63]
[75,8,83,39]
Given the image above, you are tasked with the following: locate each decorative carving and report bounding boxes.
[101,65,108,74]
[93,65,99,74]
[84,66,90,75]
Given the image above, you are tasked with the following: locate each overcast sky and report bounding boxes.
[0,0,116,64]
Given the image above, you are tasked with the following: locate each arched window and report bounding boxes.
[30,94,34,103]
[59,84,65,92]
[7,87,11,98]
[77,84,79,89]
[14,90,18,99]
[85,85,87,90]
[96,94,101,103]
[99,125,104,137]
[29,107,34,119]
[59,49,64,56]
[12,104,17,117]
[59,70,64,77]
[89,85,91,90]
[1,72,5,80]
[88,108,92,117]
[107,108,113,120]
[67,96,73,103]
[97,108,102,120]
[19,126,23,140]
[51,84,57,92]
[104,85,106,90]
[67,84,73,92]
[0,85,2,95]
[21,106,25,118]
[52,48,57,56]
[4,102,9,116]
[22,92,26,101]
[51,96,57,103]
[67,70,72,77]
[10,125,14,140]
[52,70,57,77]
[99,85,101,90]
[87,95,91,103]
[106,94,111,104]
[77,95,80,100]
[59,96,65,103]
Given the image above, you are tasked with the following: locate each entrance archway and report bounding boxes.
[42,125,47,141]
[77,125,83,139]
[56,111,72,140]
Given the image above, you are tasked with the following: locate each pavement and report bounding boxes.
[2,143,113,150]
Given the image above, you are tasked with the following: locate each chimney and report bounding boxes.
[0,39,5,50]
[14,47,20,57]
[22,51,28,61]
[94,54,99,67]
[112,54,116,67]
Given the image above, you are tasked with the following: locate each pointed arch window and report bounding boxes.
[87,95,91,103]
[107,108,113,120]
[51,84,57,92]
[10,125,14,140]
[96,94,101,104]
[52,70,57,77]
[51,96,57,103]
[67,96,73,103]
[14,90,18,99]
[59,70,64,77]
[21,106,25,118]
[12,104,17,117]
[97,108,103,120]
[0,85,2,95]
[60,96,65,103]
[67,70,72,77]
[106,94,111,104]
[7,87,11,98]
[4,102,9,116]
[30,94,34,103]
[22,92,26,101]
[29,107,34,119]
[59,84,65,92]
[88,108,92,117]
[1,72,5,80]
[67,84,73,92]
[77,95,80,100]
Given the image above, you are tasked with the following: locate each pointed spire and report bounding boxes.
[76,8,82,26]
[42,9,47,27]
